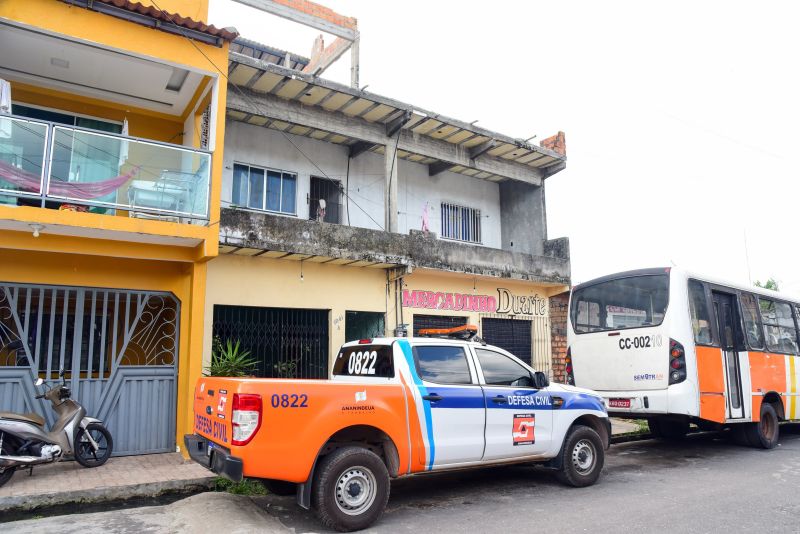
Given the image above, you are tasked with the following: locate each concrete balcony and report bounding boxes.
[219,208,570,284]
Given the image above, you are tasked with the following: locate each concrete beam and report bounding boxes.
[385,110,412,137]
[227,87,543,185]
[230,0,358,40]
[348,141,374,159]
[542,161,566,178]
[303,36,352,77]
[469,139,496,160]
[428,161,452,177]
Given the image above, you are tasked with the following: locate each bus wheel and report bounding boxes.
[648,417,689,440]
[744,403,779,449]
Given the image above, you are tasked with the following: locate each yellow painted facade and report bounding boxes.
[205,254,567,377]
[0,0,230,455]
[204,254,389,372]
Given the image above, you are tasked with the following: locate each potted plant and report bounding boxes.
[204,337,257,377]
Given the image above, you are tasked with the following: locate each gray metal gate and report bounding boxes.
[0,283,179,455]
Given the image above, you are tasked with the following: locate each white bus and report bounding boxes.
[566,267,800,448]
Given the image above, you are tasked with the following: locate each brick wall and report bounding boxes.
[541,131,566,156]
[550,291,569,383]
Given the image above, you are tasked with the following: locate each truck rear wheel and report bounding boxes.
[555,425,604,487]
[312,446,390,532]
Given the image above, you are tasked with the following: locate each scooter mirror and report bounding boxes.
[35,378,44,386]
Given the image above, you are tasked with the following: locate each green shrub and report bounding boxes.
[204,338,257,377]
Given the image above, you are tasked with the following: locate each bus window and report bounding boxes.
[688,280,712,344]
[570,274,668,333]
[740,293,764,350]
[759,298,799,354]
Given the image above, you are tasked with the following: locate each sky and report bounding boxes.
[208,0,800,293]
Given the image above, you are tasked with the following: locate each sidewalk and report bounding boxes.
[610,417,642,435]
[0,452,214,513]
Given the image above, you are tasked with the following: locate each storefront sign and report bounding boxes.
[402,288,547,316]
[402,290,497,312]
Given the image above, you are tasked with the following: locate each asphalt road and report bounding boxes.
[8,425,800,533]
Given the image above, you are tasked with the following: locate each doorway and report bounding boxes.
[712,292,745,419]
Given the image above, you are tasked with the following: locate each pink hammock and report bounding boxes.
[0,159,140,200]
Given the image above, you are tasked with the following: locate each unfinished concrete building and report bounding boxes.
[205,0,570,379]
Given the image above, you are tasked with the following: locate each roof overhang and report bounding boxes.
[226,53,566,185]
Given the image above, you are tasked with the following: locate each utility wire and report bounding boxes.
[149,0,386,230]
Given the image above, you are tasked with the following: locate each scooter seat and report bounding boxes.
[0,412,45,426]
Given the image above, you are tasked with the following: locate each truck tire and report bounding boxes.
[648,417,689,440]
[264,479,297,496]
[312,446,390,532]
[744,402,779,449]
[555,425,604,488]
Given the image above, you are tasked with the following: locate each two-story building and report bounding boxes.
[0,0,234,455]
[206,23,571,380]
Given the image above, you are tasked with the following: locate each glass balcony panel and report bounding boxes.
[48,126,210,220]
[0,116,48,200]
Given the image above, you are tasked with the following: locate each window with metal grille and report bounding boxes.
[440,202,481,243]
[309,176,342,224]
[212,305,328,379]
[232,163,297,215]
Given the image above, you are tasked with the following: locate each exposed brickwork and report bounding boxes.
[272,0,357,29]
[541,131,566,156]
[550,291,569,383]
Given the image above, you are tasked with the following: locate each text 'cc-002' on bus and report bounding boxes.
[566,267,800,448]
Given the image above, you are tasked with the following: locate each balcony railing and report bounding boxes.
[0,114,211,222]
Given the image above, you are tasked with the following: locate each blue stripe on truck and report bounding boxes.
[397,339,436,470]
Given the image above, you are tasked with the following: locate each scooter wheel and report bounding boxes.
[0,438,18,488]
[75,423,113,467]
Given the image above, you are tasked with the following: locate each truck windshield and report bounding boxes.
[570,274,669,333]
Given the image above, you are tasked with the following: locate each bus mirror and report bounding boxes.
[534,371,549,389]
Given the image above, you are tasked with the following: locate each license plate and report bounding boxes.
[608,398,631,408]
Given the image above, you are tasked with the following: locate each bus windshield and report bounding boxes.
[571,274,669,333]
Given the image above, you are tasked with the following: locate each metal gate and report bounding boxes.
[0,283,179,456]
[213,305,328,379]
[481,317,533,365]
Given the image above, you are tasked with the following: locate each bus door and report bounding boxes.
[712,292,746,419]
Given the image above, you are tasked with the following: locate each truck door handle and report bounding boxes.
[423,394,443,402]
[492,395,508,404]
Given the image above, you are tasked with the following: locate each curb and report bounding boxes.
[0,476,215,515]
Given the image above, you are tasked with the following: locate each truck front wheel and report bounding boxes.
[312,446,390,532]
[555,425,605,487]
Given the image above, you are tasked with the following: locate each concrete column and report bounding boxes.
[384,142,399,232]
[350,35,360,89]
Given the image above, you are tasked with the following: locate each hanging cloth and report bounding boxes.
[118,117,129,168]
[0,159,140,199]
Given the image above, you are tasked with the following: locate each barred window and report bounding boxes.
[441,202,481,243]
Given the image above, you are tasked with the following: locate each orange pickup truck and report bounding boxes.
[185,333,610,531]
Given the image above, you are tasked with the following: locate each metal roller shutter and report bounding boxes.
[481,318,533,365]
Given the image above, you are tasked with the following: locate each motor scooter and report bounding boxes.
[0,369,113,488]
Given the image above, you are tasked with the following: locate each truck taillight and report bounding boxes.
[565,346,575,385]
[668,339,687,385]
[231,393,262,446]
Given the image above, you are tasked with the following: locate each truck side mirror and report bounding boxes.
[534,371,549,389]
